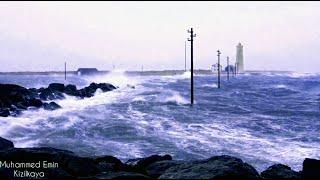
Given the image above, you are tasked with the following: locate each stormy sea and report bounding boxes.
[0,71,319,172]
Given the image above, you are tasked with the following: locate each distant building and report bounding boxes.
[77,68,98,75]
[236,43,244,73]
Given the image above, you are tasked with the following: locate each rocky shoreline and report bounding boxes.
[0,83,117,117]
[0,137,319,179]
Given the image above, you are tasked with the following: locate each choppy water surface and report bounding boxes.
[0,71,319,172]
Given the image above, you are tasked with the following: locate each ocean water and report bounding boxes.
[0,70,319,172]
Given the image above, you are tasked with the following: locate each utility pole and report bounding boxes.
[217,50,221,88]
[64,61,67,81]
[227,56,229,81]
[188,28,196,105]
[234,62,237,76]
[184,41,187,71]
[142,65,144,72]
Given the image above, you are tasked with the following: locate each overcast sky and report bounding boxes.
[0,1,319,72]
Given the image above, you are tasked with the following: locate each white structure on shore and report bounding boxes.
[236,43,244,73]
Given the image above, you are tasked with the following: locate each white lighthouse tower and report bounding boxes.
[236,43,244,73]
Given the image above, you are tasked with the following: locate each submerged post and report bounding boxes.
[188,28,196,105]
[64,61,67,81]
[227,56,229,81]
[217,50,221,88]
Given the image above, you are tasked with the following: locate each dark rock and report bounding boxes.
[15,102,27,110]
[65,84,77,92]
[65,84,78,96]
[97,83,117,92]
[0,109,10,117]
[53,91,65,99]
[76,83,116,98]
[39,88,64,100]
[39,88,55,100]
[0,84,32,98]
[46,168,75,179]
[158,155,260,179]
[0,167,14,180]
[126,154,172,169]
[0,82,116,117]
[145,160,183,178]
[302,158,320,179]
[95,155,145,173]
[0,137,14,150]
[89,82,98,89]
[95,155,124,172]
[95,155,123,165]
[0,84,35,112]
[89,171,151,179]
[261,164,301,180]
[9,105,21,116]
[48,83,65,92]
[43,102,61,110]
[28,98,43,107]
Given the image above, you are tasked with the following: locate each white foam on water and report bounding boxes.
[287,72,319,78]
[132,96,146,102]
[202,83,218,88]
[85,69,142,88]
[162,91,189,105]
[148,118,320,171]
[160,71,193,83]
[275,84,287,88]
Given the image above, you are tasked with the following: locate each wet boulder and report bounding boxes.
[39,88,55,100]
[27,98,43,107]
[0,84,32,98]
[94,155,126,172]
[0,84,34,108]
[89,171,151,179]
[48,83,65,92]
[43,102,61,110]
[145,160,184,178]
[39,88,64,100]
[0,137,14,150]
[126,154,172,170]
[158,155,260,179]
[302,158,320,179]
[97,83,116,92]
[260,164,301,180]
[15,102,27,110]
[64,84,78,96]
[0,109,10,117]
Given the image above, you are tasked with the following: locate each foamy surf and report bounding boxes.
[202,83,218,88]
[0,72,319,172]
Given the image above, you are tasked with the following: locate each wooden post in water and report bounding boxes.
[188,28,196,105]
[64,62,67,81]
[217,50,221,88]
[227,56,229,81]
